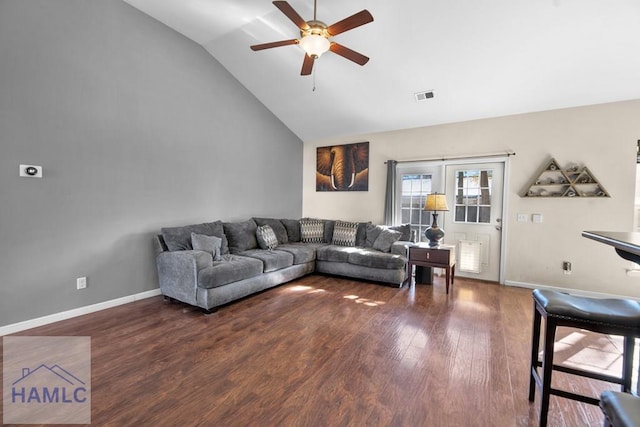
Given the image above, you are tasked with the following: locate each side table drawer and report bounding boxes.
[409,248,450,264]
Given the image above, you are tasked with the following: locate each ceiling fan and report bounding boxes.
[250,0,374,76]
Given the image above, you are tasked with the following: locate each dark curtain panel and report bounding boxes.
[383,160,398,225]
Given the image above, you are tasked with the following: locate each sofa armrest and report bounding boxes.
[156,250,213,306]
[390,240,415,257]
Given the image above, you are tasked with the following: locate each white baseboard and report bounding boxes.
[0,288,162,336]
[504,280,640,301]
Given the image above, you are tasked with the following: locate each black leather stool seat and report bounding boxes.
[533,290,640,329]
[529,289,640,427]
[600,390,640,427]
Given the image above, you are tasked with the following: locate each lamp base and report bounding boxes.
[425,225,444,247]
[424,212,445,247]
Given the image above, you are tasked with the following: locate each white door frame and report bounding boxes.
[396,155,511,284]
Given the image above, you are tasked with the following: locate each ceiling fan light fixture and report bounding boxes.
[299,34,330,58]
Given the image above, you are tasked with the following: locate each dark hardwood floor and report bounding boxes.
[1,274,626,426]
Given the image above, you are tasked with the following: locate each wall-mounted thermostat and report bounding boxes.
[19,164,43,178]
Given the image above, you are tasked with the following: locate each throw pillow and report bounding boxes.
[280,219,301,242]
[355,222,370,247]
[191,232,222,261]
[332,221,359,247]
[256,225,279,250]
[300,218,324,243]
[223,219,258,254]
[388,223,411,242]
[322,219,335,244]
[253,218,288,244]
[364,224,384,248]
[372,229,402,252]
[161,222,219,252]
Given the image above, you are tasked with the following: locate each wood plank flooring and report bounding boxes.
[1,275,625,426]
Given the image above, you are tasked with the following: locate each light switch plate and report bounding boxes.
[532,213,543,223]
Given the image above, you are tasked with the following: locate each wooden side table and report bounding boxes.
[408,244,456,294]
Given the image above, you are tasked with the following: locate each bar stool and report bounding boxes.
[600,390,640,427]
[528,289,640,427]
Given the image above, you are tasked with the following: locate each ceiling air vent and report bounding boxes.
[414,90,434,102]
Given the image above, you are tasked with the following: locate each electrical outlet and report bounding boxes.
[76,277,87,290]
[517,214,528,222]
[562,261,572,275]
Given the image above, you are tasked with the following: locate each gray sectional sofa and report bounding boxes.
[154,217,412,313]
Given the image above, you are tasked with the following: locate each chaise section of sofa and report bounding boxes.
[154,217,412,313]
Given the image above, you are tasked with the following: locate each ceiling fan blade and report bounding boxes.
[301,54,315,75]
[250,39,298,51]
[326,10,373,36]
[329,43,369,66]
[273,1,310,31]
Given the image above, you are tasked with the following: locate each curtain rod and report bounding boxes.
[384,151,515,164]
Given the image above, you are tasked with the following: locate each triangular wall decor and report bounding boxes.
[523,158,609,198]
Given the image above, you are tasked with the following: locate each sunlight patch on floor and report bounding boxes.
[287,285,325,294]
[343,294,385,307]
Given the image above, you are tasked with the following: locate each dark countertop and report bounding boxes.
[582,231,640,263]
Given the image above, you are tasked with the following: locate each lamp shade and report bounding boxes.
[424,193,450,212]
[299,34,330,58]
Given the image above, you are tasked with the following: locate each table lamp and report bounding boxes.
[424,193,450,247]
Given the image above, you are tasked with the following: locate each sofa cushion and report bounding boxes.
[317,245,358,263]
[197,255,263,289]
[373,229,403,253]
[239,249,294,273]
[300,218,324,243]
[162,221,229,254]
[322,219,335,244]
[280,219,301,242]
[355,222,370,246]
[388,223,411,242]
[256,225,279,250]
[348,249,406,270]
[277,243,317,264]
[332,221,359,246]
[253,218,289,244]
[223,219,258,254]
[191,232,222,261]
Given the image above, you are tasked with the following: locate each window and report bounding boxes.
[454,169,492,224]
[401,174,432,238]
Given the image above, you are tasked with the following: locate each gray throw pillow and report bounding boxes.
[162,221,228,253]
[355,222,370,246]
[323,220,335,244]
[223,219,258,254]
[256,225,278,250]
[300,218,324,243]
[280,219,301,242]
[364,224,384,247]
[332,221,359,246]
[191,232,222,261]
[388,223,411,242]
[372,229,402,252]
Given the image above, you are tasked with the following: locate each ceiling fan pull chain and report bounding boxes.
[312,66,316,92]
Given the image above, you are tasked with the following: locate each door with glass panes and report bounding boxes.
[442,162,504,282]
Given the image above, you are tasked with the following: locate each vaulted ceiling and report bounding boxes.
[123,0,640,141]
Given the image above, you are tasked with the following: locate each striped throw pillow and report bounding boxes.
[256,225,279,250]
[300,218,324,243]
[332,221,359,246]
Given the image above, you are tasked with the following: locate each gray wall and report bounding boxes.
[0,0,303,326]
